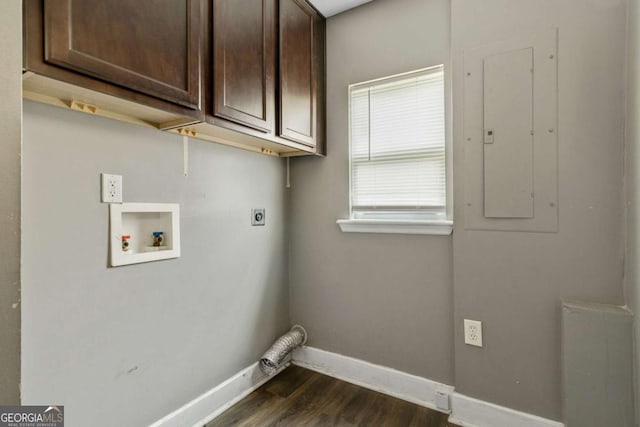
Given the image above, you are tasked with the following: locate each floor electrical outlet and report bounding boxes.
[101,173,123,203]
[464,319,483,347]
[435,391,450,411]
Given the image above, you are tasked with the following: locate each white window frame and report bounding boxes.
[337,65,453,235]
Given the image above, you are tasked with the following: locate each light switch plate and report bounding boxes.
[101,173,122,203]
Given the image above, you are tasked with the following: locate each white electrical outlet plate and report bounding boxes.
[464,319,483,347]
[251,208,265,226]
[101,173,123,203]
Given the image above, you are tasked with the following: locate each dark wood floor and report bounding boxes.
[205,365,459,427]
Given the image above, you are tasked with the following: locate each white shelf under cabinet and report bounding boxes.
[109,203,180,267]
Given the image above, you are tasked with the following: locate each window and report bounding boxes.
[338,66,452,235]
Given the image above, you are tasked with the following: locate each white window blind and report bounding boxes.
[349,66,446,220]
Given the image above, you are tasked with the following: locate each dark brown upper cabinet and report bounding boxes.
[208,0,325,154]
[213,0,276,133]
[45,0,200,109]
[278,0,324,149]
[24,0,203,118]
[23,0,325,156]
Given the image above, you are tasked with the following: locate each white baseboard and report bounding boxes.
[292,346,564,427]
[449,393,564,427]
[149,346,564,427]
[291,346,454,412]
[149,359,288,427]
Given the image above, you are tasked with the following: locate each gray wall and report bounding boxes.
[289,0,454,383]
[626,0,640,423]
[0,0,22,406]
[21,101,290,427]
[292,0,628,421]
[15,0,635,424]
[452,0,627,421]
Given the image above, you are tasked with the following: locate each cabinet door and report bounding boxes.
[278,0,321,148]
[44,0,201,109]
[213,0,276,133]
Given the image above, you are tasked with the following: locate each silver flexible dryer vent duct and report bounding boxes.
[260,325,307,375]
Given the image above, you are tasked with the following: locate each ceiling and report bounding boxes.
[309,0,373,17]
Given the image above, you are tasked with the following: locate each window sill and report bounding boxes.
[336,219,453,236]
